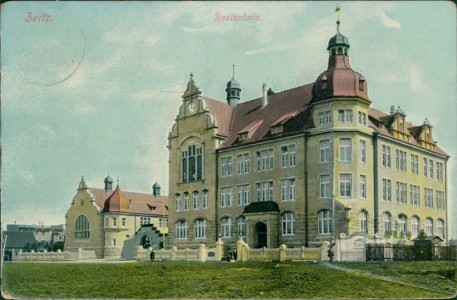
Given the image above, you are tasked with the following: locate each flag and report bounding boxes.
[335,5,341,12]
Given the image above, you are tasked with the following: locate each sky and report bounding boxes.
[1,1,456,238]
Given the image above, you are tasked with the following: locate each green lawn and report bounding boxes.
[3,261,456,299]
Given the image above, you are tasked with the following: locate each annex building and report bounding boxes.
[65,176,168,258]
[167,22,449,250]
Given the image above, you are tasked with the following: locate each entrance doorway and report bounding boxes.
[255,222,267,248]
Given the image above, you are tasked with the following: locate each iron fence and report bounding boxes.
[366,244,457,262]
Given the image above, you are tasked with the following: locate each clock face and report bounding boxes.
[188,102,196,113]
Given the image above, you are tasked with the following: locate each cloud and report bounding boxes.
[380,12,401,29]
[407,63,426,91]
[76,103,97,115]
[103,30,160,47]
[245,45,287,56]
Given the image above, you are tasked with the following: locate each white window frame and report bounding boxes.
[319,139,331,163]
[359,211,368,233]
[237,185,250,206]
[382,145,391,168]
[382,178,392,202]
[425,218,433,236]
[320,175,330,199]
[318,210,332,235]
[339,174,352,198]
[237,153,250,175]
[360,140,366,164]
[237,216,246,237]
[360,175,366,199]
[202,190,209,209]
[176,220,187,240]
[221,217,232,238]
[193,191,199,210]
[282,213,295,236]
[257,181,274,202]
[221,187,233,208]
[280,178,296,202]
[339,138,352,162]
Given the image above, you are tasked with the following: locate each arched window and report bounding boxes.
[359,211,368,234]
[436,219,444,238]
[282,213,295,236]
[175,194,181,212]
[193,191,199,210]
[318,210,332,235]
[411,216,420,238]
[425,218,433,236]
[194,219,206,239]
[74,215,90,239]
[237,216,246,237]
[221,217,232,238]
[183,193,189,211]
[397,214,407,234]
[182,145,203,182]
[383,212,391,235]
[176,220,187,240]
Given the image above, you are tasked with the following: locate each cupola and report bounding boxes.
[104,175,113,192]
[312,19,369,103]
[152,182,161,196]
[225,64,241,108]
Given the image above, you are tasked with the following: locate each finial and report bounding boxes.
[335,4,341,33]
[117,175,119,185]
[232,64,235,79]
[190,72,194,81]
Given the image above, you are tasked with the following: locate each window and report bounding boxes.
[437,162,444,182]
[193,191,199,210]
[411,217,419,238]
[339,174,352,197]
[425,188,434,208]
[281,178,296,201]
[383,212,391,235]
[410,185,420,207]
[320,175,331,199]
[398,215,407,234]
[319,111,332,125]
[424,158,428,177]
[113,218,117,227]
[221,157,233,177]
[411,154,419,175]
[338,110,353,123]
[140,217,151,225]
[183,193,189,211]
[436,220,444,238]
[396,182,407,204]
[436,191,445,210]
[159,218,167,228]
[318,210,332,234]
[281,144,297,168]
[395,150,407,172]
[105,218,109,228]
[74,215,90,239]
[360,175,366,199]
[360,211,368,233]
[257,181,274,202]
[360,140,366,163]
[175,194,181,212]
[237,153,250,175]
[256,149,274,171]
[382,178,392,202]
[194,219,206,239]
[203,190,209,209]
[221,218,232,238]
[282,213,295,236]
[122,218,126,228]
[339,138,352,162]
[221,187,233,208]
[237,216,246,237]
[429,160,434,179]
[182,145,203,182]
[237,185,250,206]
[358,111,367,125]
[425,218,433,236]
[320,139,331,163]
[176,220,187,239]
[382,145,391,168]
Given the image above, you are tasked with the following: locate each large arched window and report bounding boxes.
[436,219,444,238]
[221,217,232,238]
[176,220,187,240]
[425,218,433,236]
[237,216,246,238]
[182,145,203,182]
[194,219,206,239]
[411,216,420,238]
[359,210,368,234]
[318,210,332,235]
[383,212,391,236]
[397,214,407,234]
[74,215,90,239]
[282,213,295,236]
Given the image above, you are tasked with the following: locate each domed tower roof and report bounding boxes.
[225,64,241,108]
[152,181,161,196]
[104,175,113,192]
[312,20,369,103]
[104,175,113,183]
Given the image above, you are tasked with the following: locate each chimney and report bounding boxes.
[262,83,268,107]
[390,105,395,115]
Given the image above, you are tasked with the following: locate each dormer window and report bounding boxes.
[239,132,248,141]
[321,75,328,90]
[238,120,263,141]
[359,76,365,91]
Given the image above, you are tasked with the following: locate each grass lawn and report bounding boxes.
[3,261,456,299]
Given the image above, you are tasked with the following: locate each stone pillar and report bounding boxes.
[198,244,207,262]
[171,246,177,261]
[279,244,287,261]
[78,248,83,260]
[321,241,330,262]
[214,238,224,261]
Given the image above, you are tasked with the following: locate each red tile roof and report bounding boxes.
[89,187,168,216]
[202,96,232,137]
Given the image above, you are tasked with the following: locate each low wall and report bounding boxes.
[236,240,326,262]
[12,248,97,261]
